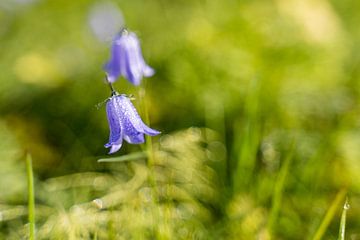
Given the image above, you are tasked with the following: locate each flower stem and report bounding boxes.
[26,153,35,240]
[138,83,170,239]
[120,28,128,36]
[138,86,154,167]
[105,75,117,96]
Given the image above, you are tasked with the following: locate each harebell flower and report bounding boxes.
[104,29,154,85]
[104,92,160,154]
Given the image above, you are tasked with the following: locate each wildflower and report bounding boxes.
[105,93,160,154]
[104,29,154,85]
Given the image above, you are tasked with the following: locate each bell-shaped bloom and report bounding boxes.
[104,30,155,85]
[105,94,160,154]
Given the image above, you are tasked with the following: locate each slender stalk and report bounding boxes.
[26,153,35,240]
[138,82,169,239]
[105,75,117,96]
[312,188,347,240]
[338,197,349,240]
[138,85,155,167]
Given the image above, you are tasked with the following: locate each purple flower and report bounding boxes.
[105,94,160,154]
[104,30,155,85]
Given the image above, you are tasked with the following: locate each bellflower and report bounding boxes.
[104,29,155,85]
[105,94,160,154]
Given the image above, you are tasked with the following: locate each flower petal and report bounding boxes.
[103,95,160,154]
[104,96,123,153]
[104,31,154,85]
[120,96,160,136]
[121,102,146,144]
[108,143,122,154]
[142,64,155,77]
[123,34,144,85]
[124,132,145,144]
[141,124,161,136]
[128,33,155,79]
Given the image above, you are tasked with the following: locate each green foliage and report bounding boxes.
[0,0,360,239]
[26,153,35,240]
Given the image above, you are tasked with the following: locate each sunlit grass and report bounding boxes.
[312,189,347,240]
[26,153,35,240]
[338,198,350,240]
[4,128,220,239]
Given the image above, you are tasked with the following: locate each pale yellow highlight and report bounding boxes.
[186,17,215,47]
[14,52,64,87]
[276,0,344,44]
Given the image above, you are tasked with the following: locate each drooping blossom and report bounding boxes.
[104,93,160,154]
[104,29,154,85]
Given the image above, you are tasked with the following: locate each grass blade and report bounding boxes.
[312,188,347,240]
[267,142,295,235]
[338,197,350,240]
[98,151,148,163]
[26,153,35,240]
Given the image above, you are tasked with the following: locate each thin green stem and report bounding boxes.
[137,84,155,168]
[312,188,347,240]
[138,83,166,239]
[26,153,35,240]
[105,75,117,96]
[139,82,171,239]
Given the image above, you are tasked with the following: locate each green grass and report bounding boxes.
[338,198,350,240]
[0,0,359,239]
[267,141,295,235]
[313,189,347,240]
[26,153,35,240]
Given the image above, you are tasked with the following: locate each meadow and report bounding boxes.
[0,0,359,239]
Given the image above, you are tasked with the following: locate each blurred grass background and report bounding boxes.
[0,0,360,239]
